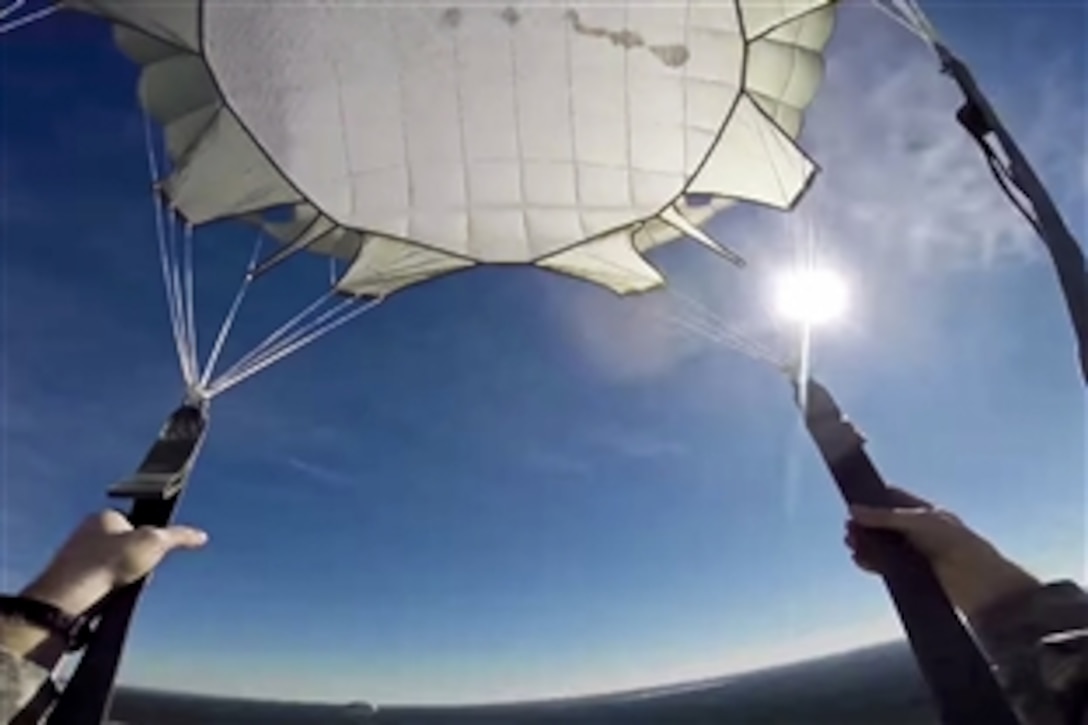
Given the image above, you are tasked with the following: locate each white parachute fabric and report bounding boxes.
[74,0,835,297]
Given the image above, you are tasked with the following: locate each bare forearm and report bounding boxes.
[937,541,1043,624]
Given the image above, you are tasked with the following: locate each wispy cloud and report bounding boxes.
[545,6,1086,383]
[286,456,362,493]
[802,5,1085,271]
[586,426,687,461]
[522,444,595,480]
[520,427,686,482]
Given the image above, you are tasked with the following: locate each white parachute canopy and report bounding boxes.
[71,0,835,298]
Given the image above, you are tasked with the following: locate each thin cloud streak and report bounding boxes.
[286,456,362,493]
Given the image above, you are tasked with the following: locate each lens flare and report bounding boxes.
[773,268,849,326]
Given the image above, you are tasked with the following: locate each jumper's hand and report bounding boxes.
[21,510,208,618]
[846,487,1038,618]
[1,511,207,668]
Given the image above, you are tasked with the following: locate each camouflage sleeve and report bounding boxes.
[0,645,52,724]
[971,580,1088,725]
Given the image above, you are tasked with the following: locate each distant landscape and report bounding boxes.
[108,641,940,724]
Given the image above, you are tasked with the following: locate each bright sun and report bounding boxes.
[773,268,849,326]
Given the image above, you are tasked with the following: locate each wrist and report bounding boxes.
[20,570,111,618]
[2,577,101,670]
[0,585,103,670]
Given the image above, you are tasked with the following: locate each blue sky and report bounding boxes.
[1,0,1085,706]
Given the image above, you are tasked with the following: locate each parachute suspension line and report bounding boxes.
[143,114,196,390]
[660,286,787,369]
[0,1,58,34]
[215,296,361,388]
[207,296,383,398]
[869,0,940,47]
[656,270,784,369]
[166,206,197,387]
[328,255,340,287]
[614,246,788,369]
[164,210,187,382]
[575,245,787,371]
[654,306,788,371]
[0,0,24,19]
[181,221,199,389]
[154,202,188,385]
[197,233,264,390]
[210,289,339,389]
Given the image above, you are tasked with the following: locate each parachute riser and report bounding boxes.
[872,4,1088,385]
[107,401,209,501]
[796,377,1024,725]
[47,402,211,724]
[935,44,1088,385]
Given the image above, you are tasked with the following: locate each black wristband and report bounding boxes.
[0,595,94,651]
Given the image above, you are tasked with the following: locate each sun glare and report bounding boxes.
[773,268,849,326]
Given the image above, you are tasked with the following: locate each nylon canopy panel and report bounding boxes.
[67,0,199,50]
[75,0,835,296]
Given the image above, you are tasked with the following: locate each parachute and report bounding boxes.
[102,0,828,288]
[1,1,1083,724]
[21,0,838,404]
